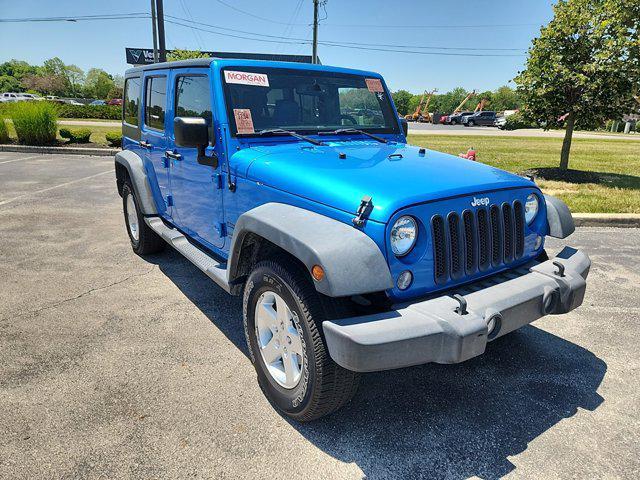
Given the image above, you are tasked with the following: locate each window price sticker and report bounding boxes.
[365,78,384,93]
[233,109,255,134]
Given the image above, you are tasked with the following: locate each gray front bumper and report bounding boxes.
[323,247,590,372]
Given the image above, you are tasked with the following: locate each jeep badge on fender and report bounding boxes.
[115,57,589,421]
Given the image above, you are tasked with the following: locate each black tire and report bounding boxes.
[122,181,165,255]
[243,258,360,421]
[467,120,475,127]
[451,119,458,125]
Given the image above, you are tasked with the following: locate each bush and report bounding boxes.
[10,102,58,145]
[59,127,91,143]
[54,103,121,120]
[503,111,537,130]
[105,131,122,147]
[0,118,9,143]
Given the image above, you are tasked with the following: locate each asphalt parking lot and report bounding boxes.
[1,151,639,479]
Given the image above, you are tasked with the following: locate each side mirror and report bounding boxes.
[399,117,408,137]
[174,116,210,148]
[174,116,218,167]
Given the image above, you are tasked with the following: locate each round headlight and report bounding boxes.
[390,216,417,256]
[525,194,539,224]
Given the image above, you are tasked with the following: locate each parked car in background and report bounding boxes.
[448,111,474,125]
[495,116,507,129]
[108,98,123,106]
[63,99,85,106]
[462,111,497,127]
[90,100,106,106]
[0,92,20,102]
[19,93,44,101]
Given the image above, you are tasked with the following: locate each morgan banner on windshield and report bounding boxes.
[224,71,270,87]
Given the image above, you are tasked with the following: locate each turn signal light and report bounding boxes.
[311,265,325,282]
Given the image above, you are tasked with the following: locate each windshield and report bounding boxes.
[222,67,399,136]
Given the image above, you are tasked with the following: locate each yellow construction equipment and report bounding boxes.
[474,98,488,112]
[404,91,427,122]
[453,90,476,114]
[417,89,437,123]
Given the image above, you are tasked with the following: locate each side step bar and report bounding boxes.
[144,217,231,292]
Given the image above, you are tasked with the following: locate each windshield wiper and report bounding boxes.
[320,128,388,144]
[256,128,325,146]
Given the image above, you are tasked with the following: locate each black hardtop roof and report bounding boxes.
[126,58,213,75]
[125,52,318,76]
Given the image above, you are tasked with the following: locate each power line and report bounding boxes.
[277,0,305,53]
[179,0,205,50]
[0,11,529,57]
[164,18,526,57]
[316,22,543,29]
[201,2,544,29]
[163,15,527,53]
[0,13,150,23]
[211,0,296,25]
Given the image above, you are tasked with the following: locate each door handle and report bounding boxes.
[165,150,182,161]
[139,140,152,149]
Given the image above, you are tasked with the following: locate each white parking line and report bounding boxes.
[0,170,113,207]
[0,155,47,165]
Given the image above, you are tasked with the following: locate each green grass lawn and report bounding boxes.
[4,120,119,147]
[407,134,640,213]
[59,124,120,146]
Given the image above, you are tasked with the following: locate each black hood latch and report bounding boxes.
[352,195,373,227]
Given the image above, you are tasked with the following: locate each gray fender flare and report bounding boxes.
[114,150,157,215]
[228,203,394,297]
[544,194,575,239]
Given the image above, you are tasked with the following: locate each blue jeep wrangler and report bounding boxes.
[115,58,589,421]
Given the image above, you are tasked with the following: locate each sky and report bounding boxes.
[0,0,556,93]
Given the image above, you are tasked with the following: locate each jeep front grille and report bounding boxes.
[431,201,525,285]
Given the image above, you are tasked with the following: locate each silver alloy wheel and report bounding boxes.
[255,290,304,389]
[126,193,139,241]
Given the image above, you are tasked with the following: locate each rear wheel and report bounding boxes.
[467,120,475,127]
[122,181,165,255]
[243,258,359,421]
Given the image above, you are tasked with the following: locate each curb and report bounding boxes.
[573,213,640,228]
[0,144,119,157]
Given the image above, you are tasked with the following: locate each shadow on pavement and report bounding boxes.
[153,249,606,480]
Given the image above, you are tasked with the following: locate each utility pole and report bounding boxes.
[150,0,159,63]
[155,0,167,62]
[312,0,319,64]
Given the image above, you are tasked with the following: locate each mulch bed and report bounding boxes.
[523,168,602,184]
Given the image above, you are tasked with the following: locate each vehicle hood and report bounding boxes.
[235,140,534,223]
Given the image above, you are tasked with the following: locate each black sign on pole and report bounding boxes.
[125,48,317,66]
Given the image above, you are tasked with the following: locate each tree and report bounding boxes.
[432,87,470,113]
[0,60,38,84]
[167,49,211,61]
[21,74,67,95]
[0,75,22,92]
[492,86,521,111]
[84,68,115,99]
[515,0,640,170]
[391,90,413,115]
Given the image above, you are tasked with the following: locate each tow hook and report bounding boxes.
[452,294,468,315]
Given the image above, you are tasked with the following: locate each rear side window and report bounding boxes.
[175,75,212,122]
[123,77,140,126]
[145,76,167,130]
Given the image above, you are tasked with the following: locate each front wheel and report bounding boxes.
[243,258,359,421]
[467,120,475,127]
